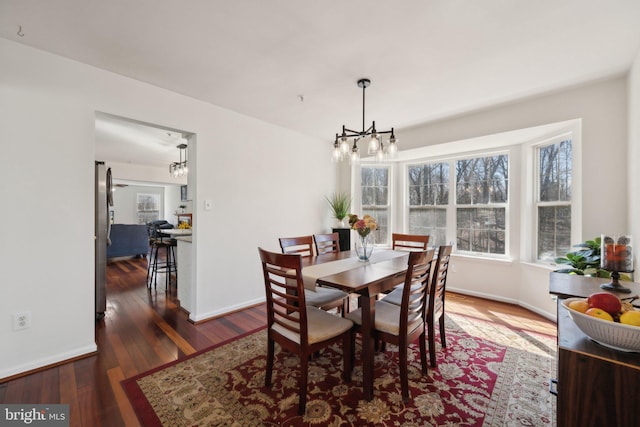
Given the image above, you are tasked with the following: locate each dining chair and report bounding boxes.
[375,233,430,300]
[258,248,353,415]
[426,245,452,367]
[392,233,430,251]
[381,245,452,367]
[279,235,315,256]
[279,236,349,314]
[313,232,341,255]
[346,249,435,402]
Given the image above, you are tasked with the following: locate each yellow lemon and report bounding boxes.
[619,310,640,326]
[568,300,589,313]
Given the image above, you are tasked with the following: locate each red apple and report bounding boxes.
[587,292,622,315]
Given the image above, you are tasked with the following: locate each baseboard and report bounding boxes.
[0,343,97,382]
[189,297,265,324]
[447,287,556,322]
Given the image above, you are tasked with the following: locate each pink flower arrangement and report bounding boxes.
[348,214,377,237]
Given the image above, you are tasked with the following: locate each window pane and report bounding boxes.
[364,207,388,245]
[361,166,390,246]
[408,207,447,247]
[456,207,506,254]
[540,140,572,203]
[456,155,508,205]
[538,206,571,260]
[137,193,160,224]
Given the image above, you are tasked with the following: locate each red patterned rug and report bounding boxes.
[122,313,556,426]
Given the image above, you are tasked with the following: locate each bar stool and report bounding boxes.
[147,236,177,290]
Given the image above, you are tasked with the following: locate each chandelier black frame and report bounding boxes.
[332,78,398,163]
[169,143,188,177]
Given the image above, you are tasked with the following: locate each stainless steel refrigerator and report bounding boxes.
[95,161,113,319]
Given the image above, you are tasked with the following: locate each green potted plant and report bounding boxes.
[325,192,351,227]
[554,236,610,277]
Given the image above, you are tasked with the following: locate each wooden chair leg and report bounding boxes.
[342,332,352,383]
[419,331,428,374]
[298,352,309,415]
[439,314,446,347]
[428,318,437,368]
[265,339,274,387]
[399,339,409,402]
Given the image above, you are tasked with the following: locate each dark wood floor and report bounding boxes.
[0,257,556,426]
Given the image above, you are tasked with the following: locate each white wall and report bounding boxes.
[0,38,335,378]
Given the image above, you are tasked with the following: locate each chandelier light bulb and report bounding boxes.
[340,139,350,154]
[387,141,398,157]
[332,145,342,162]
[368,134,380,154]
[350,146,360,164]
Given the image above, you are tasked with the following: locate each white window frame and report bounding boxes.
[453,151,510,257]
[352,162,394,246]
[405,160,451,248]
[529,132,579,263]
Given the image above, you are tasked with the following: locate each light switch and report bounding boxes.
[204,200,212,211]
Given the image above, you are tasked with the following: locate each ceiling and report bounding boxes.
[2,0,640,167]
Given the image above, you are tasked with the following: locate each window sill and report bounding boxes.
[451,253,514,266]
[520,261,557,271]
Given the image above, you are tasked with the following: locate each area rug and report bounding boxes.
[122,313,557,426]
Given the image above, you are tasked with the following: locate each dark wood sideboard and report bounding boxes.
[550,273,640,426]
[332,227,351,252]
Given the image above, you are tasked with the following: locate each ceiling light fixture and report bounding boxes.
[332,78,398,164]
[169,143,188,177]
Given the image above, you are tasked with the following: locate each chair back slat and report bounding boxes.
[400,250,435,333]
[259,247,307,340]
[392,233,430,251]
[279,236,314,257]
[313,233,341,254]
[430,245,452,317]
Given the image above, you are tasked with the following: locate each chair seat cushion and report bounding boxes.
[272,306,353,345]
[381,285,425,307]
[304,286,348,308]
[345,301,423,336]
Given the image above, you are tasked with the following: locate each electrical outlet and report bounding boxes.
[13,311,31,331]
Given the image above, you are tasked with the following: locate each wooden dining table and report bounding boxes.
[301,249,410,401]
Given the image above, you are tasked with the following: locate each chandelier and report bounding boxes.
[169,143,188,177]
[332,78,398,163]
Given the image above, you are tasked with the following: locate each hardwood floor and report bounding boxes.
[0,257,556,426]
